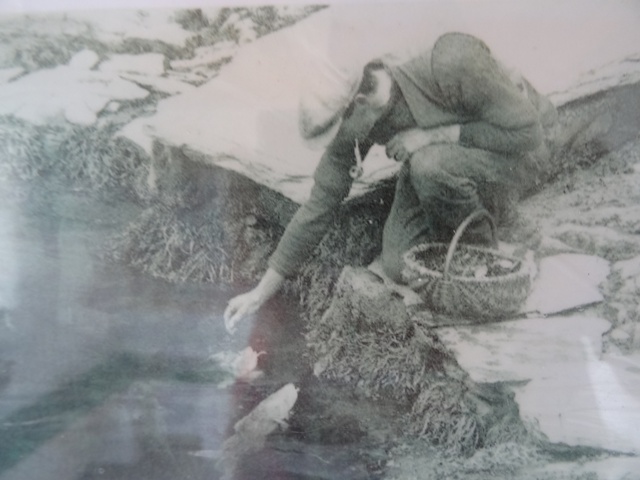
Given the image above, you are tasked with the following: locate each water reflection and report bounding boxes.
[0,193,242,479]
[0,186,371,480]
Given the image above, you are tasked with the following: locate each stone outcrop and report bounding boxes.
[0,50,150,126]
[316,256,640,455]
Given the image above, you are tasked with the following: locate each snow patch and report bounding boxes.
[0,50,149,125]
[614,255,640,279]
[67,10,193,48]
[437,315,611,384]
[524,254,610,315]
[68,49,100,70]
[514,352,640,453]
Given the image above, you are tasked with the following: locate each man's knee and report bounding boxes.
[408,144,478,197]
[408,144,454,179]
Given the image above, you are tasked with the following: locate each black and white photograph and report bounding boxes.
[0,0,639,478]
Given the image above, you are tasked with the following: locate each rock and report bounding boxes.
[523,254,610,315]
[68,50,100,70]
[437,314,611,384]
[618,273,640,298]
[609,326,631,343]
[68,9,194,48]
[525,456,640,480]
[549,53,640,106]
[537,236,580,256]
[633,323,640,350]
[99,53,166,76]
[170,42,237,72]
[437,314,640,453]
[219,384,298,479]
[331,266,410,330]
[514,352,640,454]
[567,205,640,234]
[549,224,640,261]
[604,301,635,340]
[0,57,149,126]
[614,255,640,279]
[233,384,298,436]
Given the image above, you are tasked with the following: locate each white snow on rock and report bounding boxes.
[122,1,640,205]
[614,255,640,280]
[119,121,155,154]
[437,315,611,384]
[0,50,149,126]
[549,53,640,106]
[437,312,640,453]
[67,10,193,48]
[514,352,640,453]
[68,49,100,70]
[524,254,610,315]
[99,53,166,76]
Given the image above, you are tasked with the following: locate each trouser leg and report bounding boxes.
[381,144,525,283]
[381,163,433,283]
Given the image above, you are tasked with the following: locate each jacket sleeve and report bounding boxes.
[432,33,543,154]
[268,137,372,277]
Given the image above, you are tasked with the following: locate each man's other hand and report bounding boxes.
[386,126,460,162]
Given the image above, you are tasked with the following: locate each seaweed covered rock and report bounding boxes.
[307,266,530,454]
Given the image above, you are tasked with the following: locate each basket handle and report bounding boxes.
[443,209,497,282]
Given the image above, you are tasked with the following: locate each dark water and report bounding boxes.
[0,185,370,480]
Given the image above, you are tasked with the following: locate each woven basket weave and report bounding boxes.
[402,210,531,320]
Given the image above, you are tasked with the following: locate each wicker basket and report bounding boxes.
[402,210,531,320]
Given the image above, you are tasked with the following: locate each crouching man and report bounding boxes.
[224,32,557,331]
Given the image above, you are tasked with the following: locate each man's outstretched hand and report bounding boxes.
[223,268,285,334]
[224,289,264,334]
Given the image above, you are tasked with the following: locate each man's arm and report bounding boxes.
[223,73,393,331]
[432,33,543,154]
[224,136,374,332]
[268,144,360,277]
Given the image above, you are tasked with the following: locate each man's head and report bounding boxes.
[299,60,393,149]
[344,61,393,116]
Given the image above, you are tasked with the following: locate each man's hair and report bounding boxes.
[358,60,386,95]
[342,60,386,119]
